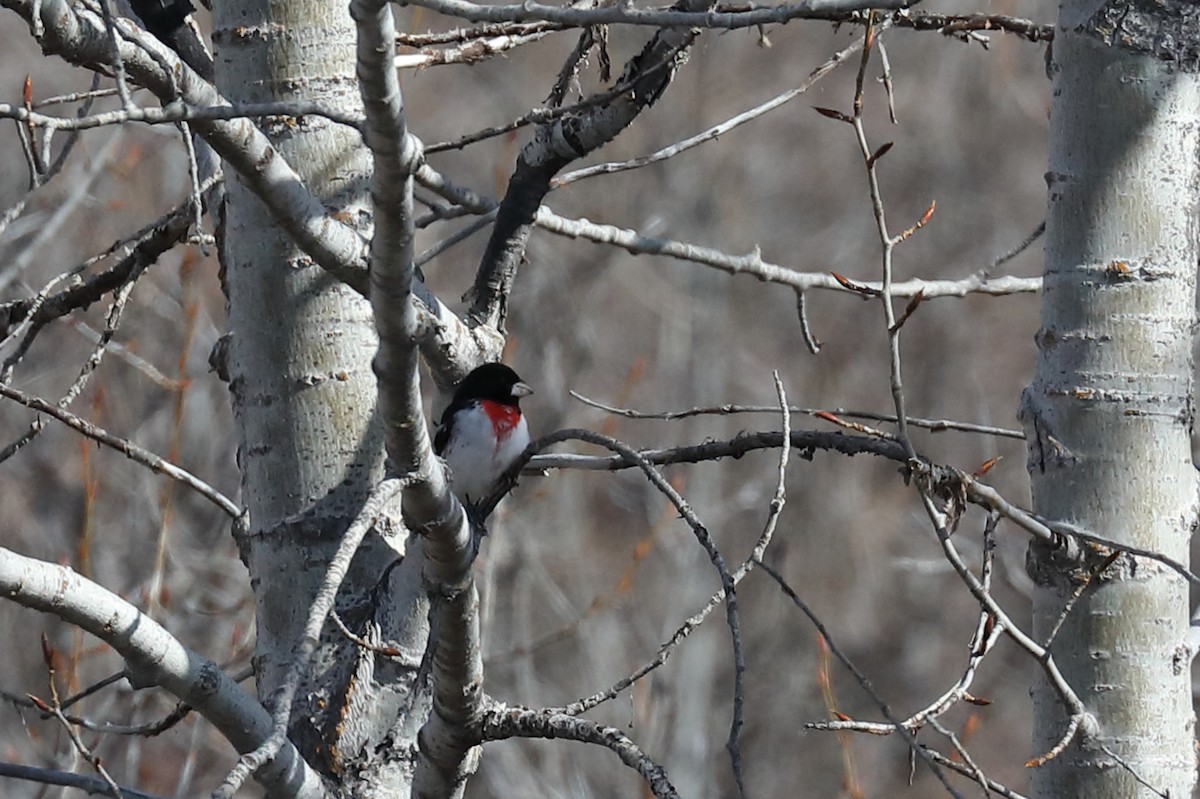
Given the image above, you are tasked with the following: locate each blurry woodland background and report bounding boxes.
[0,0,1060,796]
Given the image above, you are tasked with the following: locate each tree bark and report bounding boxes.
[212,0,428,791]
[1023,1,1200,796]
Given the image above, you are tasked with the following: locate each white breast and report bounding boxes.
[441,409,530,502]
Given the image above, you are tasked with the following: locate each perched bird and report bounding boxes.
[434,363,533,503]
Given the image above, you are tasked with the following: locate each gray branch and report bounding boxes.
[0,382,240,518]
[464,0,716,331]
[533,207,1042,297]
[0,549,329,799]
[401,0,912,28]
[0,761,166,799]
[354,0,487,793]
[1,0,497,380]
[479,704,678,799]
[2,0,370,291]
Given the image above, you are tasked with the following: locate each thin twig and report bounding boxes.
[919,749,1029,799]
[756,559,964,799]
[553,27,876,187]
[550,379,791,720]
[32,637,125,798]
[848,14,917,460]
[806,516,1003,743]
[912,465,1096,767]
[491,428,746,790]
[0,99,365,132]
[0,383,240,518]
[570,390,1025,439]
[329,610,422,663]
[982,220,1044,277]
[424,54,677,153]
[796,290,822,353]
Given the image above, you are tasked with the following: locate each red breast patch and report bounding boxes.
[480,400,521,445]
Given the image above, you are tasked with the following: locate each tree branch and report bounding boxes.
[756,559,965,798]
[532,202,1041,298]
[478,704,678,799]
[0,99,366,132]
[4,0,369,288]
[0,549,329,799]
[518,428,907,475]
[808,514,1003,736]
[486,428,747,792]
[553,26,869,186]
[354,0,487,793]
[0,205,190,341]
[570,390,1025,438]
[0,382,241,518]
[464,0,717,331]
[1,0,501,384]
[401,0,913,29]
[0,761,167,799]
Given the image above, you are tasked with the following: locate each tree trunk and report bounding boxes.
[1023,1,1199,796]
[212,0,428,792]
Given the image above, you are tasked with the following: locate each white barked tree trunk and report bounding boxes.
[212,0,430,793]
[1024,1,1200,796]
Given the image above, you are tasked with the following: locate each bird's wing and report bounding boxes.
[433,403,456,454]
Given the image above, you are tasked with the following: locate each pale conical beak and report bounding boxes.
[512,382,533,398]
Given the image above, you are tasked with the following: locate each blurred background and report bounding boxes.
[0,0,1056,796]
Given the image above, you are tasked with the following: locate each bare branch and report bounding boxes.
[0,382,241,518]
[881,9,1052,42]
[0,100,366,132]
[396,20,566,46]
[0,129,122,293]
[355,0,490,792]
[911,464,1098,765]
[395,29,556,68]
[30,648,126,799]
[554,29,871,187]
[531,206,1041,298]
[0,761,166,799]
[1,677,195,737]
[848,15,917,459]
[465,0,715,332]
[963,475,1200,587]
[570,390,1025,439]
[487,428,746,790]
[984,220,1045,276]
[919,749,1030,799]
[400,0,913,29]
[7,0,371,291]
[796,290,823,353]
[756,559,964,798]
[0,549,329,799]
[551,378,792,720]
[521,428,906,475]
[478,704,678,799]
[809,515,1004,737]
[425,53,677,154]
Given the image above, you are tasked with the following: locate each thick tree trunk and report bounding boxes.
[1023,2,1199,796]
[211,0,428,793]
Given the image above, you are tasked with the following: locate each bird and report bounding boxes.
[433,363,533,504]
